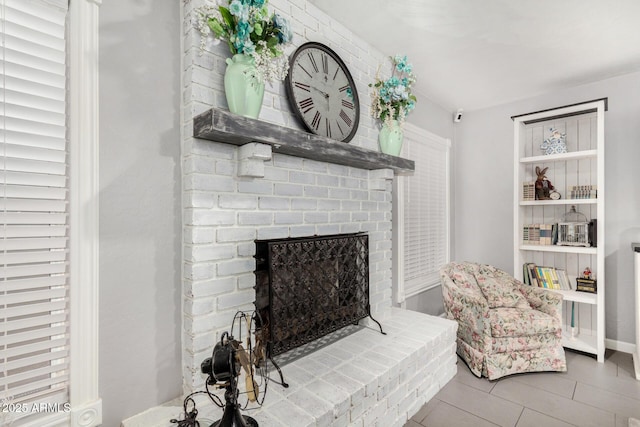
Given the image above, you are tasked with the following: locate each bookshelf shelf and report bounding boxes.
[519,149,597,164]
[548,289,598,305]
[520,199,596,206]
[561,332,598,355]
[513,99,606,363]
[519,245,597,254]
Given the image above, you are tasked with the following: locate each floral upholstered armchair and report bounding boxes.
[441,261,566,380]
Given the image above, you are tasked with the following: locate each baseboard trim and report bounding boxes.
[605,338,636,354]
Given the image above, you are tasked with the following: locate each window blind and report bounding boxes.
[399,127,450,298]
[1,0,69,424]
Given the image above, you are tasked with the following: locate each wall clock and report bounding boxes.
[285,42,360,143]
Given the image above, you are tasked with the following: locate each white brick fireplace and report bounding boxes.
[121,1,458,426]
[181,137,400,391]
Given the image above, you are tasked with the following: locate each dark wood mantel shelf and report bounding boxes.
[193,108,415,175]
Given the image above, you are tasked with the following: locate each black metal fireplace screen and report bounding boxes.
[254,233,383,362]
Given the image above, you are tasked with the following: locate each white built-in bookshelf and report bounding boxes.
[512,99,606,362]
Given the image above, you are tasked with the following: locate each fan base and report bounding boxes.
[210,416,258,427]
[210,403,258,427]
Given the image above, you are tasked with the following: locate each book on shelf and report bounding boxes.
[556,268,572,290]
[522,182,535,201]
[525,263,539,287]
[522,223,554,245]
[576,277,597,293]
[569,185,597,199]
[522,263,572,290]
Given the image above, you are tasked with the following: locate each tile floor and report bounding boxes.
[406,349,640,427]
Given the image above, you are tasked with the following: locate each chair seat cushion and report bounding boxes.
[488,307,561,337]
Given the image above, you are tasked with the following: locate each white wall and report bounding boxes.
[99,1,182,426]
[454,70,640,345]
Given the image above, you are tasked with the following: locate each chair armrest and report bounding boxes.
[516,283,563,318]
[442,277,491,335]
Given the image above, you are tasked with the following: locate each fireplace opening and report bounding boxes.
[254,233,384,368]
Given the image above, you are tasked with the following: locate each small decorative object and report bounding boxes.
[195,0,293,118]
[378,120,404,156]
[535,166,554,200]
[569,184,597,199]
[549,190,561,200]
[540,128,567,155]
[576,268,597,293]
[284,42,360,142]
[557,205,591,247]
[370,55,417,155]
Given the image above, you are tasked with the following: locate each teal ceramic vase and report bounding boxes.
[378,120,404,156]
[224,54,265,119]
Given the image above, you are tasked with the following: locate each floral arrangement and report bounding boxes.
[369,55,417,127]
[195,0,293,84]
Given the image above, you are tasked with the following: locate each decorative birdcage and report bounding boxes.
[557,205,590,247]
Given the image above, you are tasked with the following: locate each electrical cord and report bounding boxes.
[169,396,200,427]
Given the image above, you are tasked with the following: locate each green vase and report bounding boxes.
[378,120,404,156]
[224,54,265,119]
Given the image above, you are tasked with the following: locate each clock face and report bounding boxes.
[285,42,360,142]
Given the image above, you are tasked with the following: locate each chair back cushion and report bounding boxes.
[474,273,530,309]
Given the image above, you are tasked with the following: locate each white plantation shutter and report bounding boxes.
[0,0,69,424]
[395,124,450,302]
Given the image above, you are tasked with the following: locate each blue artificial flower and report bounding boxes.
[394,55,407,71]
[272,13,292,44]
[243,39,255,54]
[229,0,244,16]
[252,0,266,6]
[346,87,353,100]
[236,20,250,41]
[379,87,390,103]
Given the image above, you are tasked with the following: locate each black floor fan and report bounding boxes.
[203,338,258,427]
[200,317,262,427]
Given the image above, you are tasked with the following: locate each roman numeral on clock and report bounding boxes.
[294,81,311,92]
[339,85,350,92]
[339,109,352,127]
[341,99,354,109]
[321,54,328,74]
[311,111,321,130]
[325,118,331,138]
[298,97,314,114]
[308,52,319,73]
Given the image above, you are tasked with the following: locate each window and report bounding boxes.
[393,123,450,304]
[1,0,69,424]
[1,0,101,425]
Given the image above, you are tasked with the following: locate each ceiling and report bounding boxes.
[308,0,640,112]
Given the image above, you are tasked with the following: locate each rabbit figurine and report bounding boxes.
[535,166,554,200]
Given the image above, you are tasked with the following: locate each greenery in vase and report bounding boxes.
[369,55,417,127]
[195,0,293,84]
